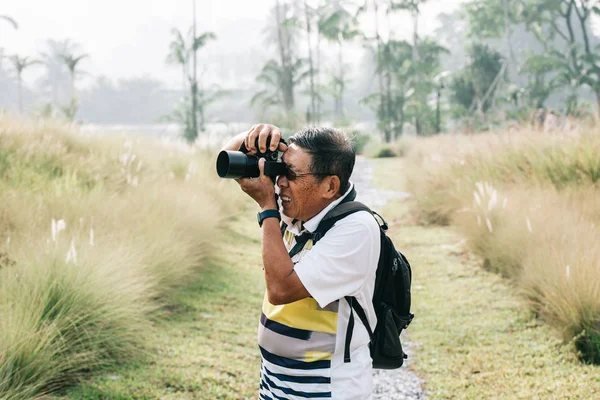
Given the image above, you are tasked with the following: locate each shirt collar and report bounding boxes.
[281,182,355,235]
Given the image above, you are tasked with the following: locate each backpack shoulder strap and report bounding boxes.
[312,201,373,243]
[343,296,374,363]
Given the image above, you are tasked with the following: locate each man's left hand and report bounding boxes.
[237,158,278,210]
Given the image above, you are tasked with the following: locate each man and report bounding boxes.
[221,124,380,399]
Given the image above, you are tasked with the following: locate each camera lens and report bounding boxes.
[216,150,259,178]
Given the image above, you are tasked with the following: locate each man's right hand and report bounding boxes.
[220,123,288,153]
[244,123,288,154]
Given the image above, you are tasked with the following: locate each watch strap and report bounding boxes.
[258,209,281,227]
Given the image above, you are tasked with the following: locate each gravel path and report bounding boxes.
[351,157,427,400]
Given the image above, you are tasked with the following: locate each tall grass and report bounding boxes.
[0,116,243,398]
[403,125,600,363]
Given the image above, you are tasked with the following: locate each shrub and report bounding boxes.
[405,125,600,363]
[374,145,397,158]
[350,131,372,155]
[0,116,241,398]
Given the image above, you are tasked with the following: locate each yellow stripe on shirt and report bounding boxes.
[262,294,338,334]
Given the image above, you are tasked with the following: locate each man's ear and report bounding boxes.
[322,175,341,199]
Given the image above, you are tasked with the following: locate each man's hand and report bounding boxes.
[220,123,288,153]
[237,158,278,210]
[244,124,288,154]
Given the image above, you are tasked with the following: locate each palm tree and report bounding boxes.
[191,31,216,132]
[0,15,17,29]
[9,55,40,113]
[0,15,18,73]
[165,20,216,141]
[166,28,188,92]
[252,55,309,117]
[60,49,88,99]
[318,5,361,120]
[39,39,73,107]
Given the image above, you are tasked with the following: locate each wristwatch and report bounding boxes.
[257,209,281,227]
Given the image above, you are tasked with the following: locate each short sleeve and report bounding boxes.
[293,211,380,309]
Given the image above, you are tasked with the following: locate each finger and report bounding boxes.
[269,128,282,151]
[246,124,262,154]
[258,125,272,153]
[278,142,288,152]
[258,158,266,176]
[243,125,255,152]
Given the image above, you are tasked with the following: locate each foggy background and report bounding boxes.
[2,0,600,135]
[0,0,475,126]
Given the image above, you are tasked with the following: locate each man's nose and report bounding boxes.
[277,175,288,188]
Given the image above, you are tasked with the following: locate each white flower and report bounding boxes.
[502,197,508,209]
[566,265,571,280]
[66,238,77,264]
[487,189,497,212]
[90,216,95,246]
[474,191,481,206]
[526,217,532,233]
[51,219,66,243]
[485,217,493,233]
[6,237,10,248]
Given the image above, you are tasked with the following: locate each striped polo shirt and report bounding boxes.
[258,183,380,399]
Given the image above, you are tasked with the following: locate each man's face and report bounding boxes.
[277,144,326,222]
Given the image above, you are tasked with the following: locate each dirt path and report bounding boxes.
[351,157,426,400]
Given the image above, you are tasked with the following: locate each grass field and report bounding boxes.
[3,118,598,398]
[59,207,264,399]
[59,157,600,399]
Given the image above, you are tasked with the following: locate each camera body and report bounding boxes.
[216,138,287,180]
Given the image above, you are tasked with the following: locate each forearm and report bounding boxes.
[220,131,247,151]
[261,217,296,304]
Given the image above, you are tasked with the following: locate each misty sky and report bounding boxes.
[1,0,561,90]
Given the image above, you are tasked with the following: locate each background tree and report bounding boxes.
[58,43,88,120]
[252,0,308,125]
[303,0,318,124]
[9,55,40,113]
[39,39,72,109]
[0,15,18,74]
[449,43,505,128]
[165,20,216,142]
[518,0,600,114]
[318,2,361,121]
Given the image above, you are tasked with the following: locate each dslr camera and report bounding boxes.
[216,138,287,181]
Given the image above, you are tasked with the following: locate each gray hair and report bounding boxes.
[289,127,355,195]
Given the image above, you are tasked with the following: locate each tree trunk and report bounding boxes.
[412,10,423,135]
[316,7,322,124]
[336,39,344,120]
[199,86,205,131]
[17,74,23,114]
[435,88,441,134]
[305,0,316,124]
[190,0,199,141]
[275,0,294,114]
[595,91,600,122]
[373,0,389,142]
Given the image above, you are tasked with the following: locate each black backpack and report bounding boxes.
[284,189,414,369]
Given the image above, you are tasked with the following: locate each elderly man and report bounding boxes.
[221,124,380,399]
